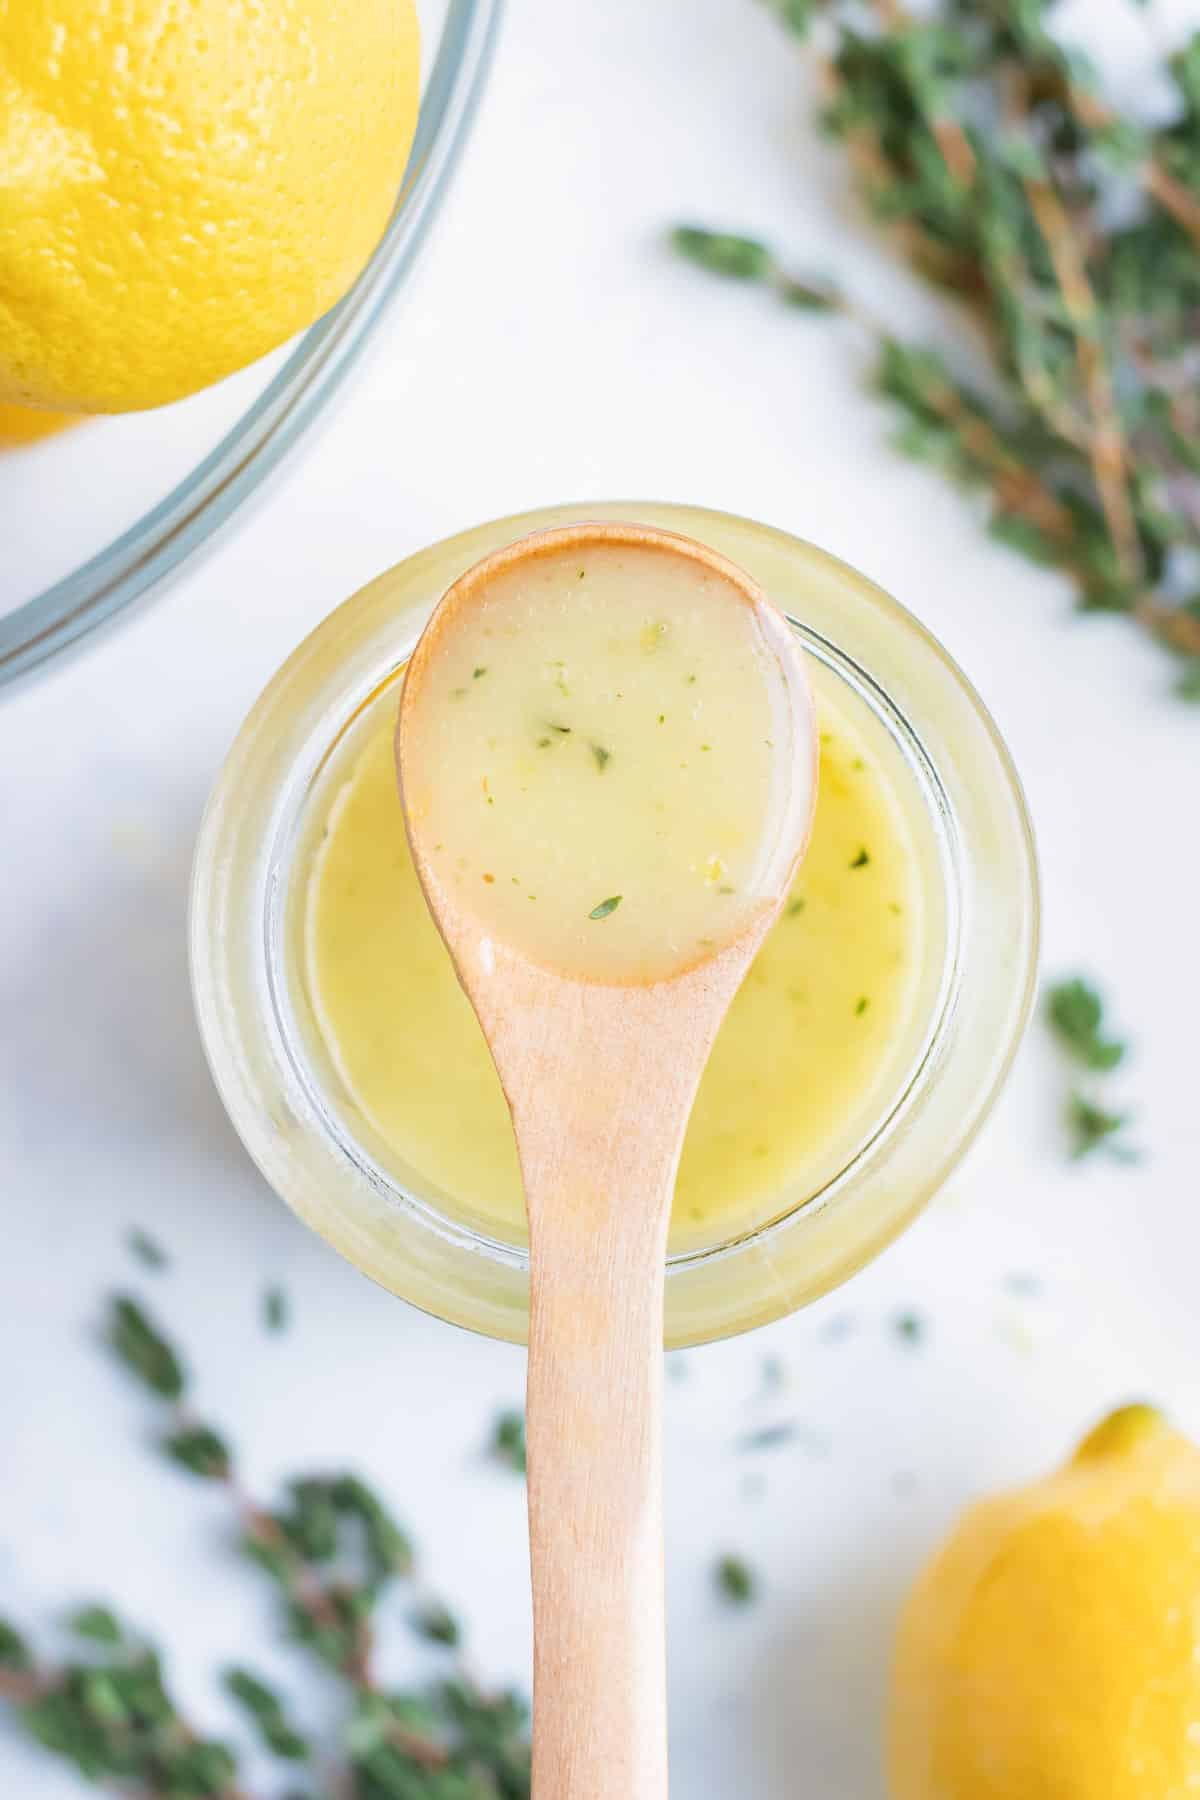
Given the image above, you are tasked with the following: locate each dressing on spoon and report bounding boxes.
[399,531,813,982]
[397,523,816,1800]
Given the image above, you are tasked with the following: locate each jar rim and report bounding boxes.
[191,501,1039,1344]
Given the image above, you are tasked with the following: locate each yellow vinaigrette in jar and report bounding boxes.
[300,665,925,1250]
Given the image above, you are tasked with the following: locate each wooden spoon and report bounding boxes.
[396,523,816,1800]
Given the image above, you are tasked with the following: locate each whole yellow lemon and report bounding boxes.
[0,402,80,445]
[889,1405,1200,1799]
[0,0,420,413]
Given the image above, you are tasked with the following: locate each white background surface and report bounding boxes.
[2,1,1198,1794]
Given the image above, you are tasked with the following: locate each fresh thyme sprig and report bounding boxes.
[673,0,1200,696]
[0,1295,531,1800]
[0,1610,248,1798]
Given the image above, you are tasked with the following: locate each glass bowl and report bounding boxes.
[0,0,501,691]
[190,502,1040,1348]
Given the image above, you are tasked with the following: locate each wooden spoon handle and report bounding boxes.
[525,1182,671,1800]
[460,958,763,1800]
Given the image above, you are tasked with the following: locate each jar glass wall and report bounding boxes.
[190,502,1038,1346]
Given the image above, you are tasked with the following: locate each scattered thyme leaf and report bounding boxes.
[736,1422,801,1453]
[588,895,622,920]
[893,1312,926,1348]
[126,1229,167,1272]
[473,667,487,679]
[715,1556,757,1605]
[264,1285,289,1334]
[492,1410,527,1475]
[850,847,870,869]
[591,743,612,771]
[734,1418,834,1461]
[1067,1092,1138,1162]
[1046,978,1126,1071]
[1046,977,1138,1160]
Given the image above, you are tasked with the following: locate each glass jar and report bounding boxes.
[190,502,1038,1346]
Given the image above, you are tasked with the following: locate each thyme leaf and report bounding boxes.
[491,1410,528,1475]
[1067,1091,1138,1162]
[714,1556,757,1605]
[126,1229,168,1272]
[1046,978,1126,1071]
